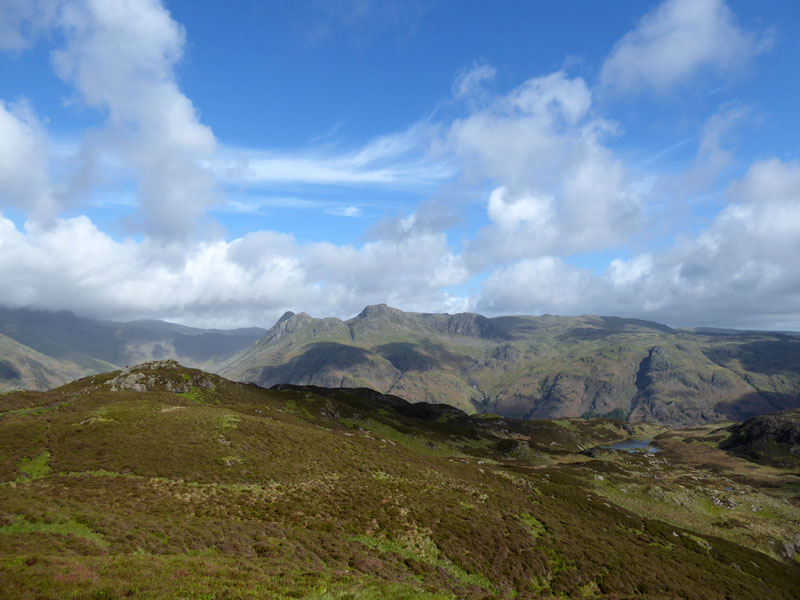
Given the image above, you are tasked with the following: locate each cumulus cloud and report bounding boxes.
[486,187,554,231]
[476,159,800,329]
[0,0,218,239]
[617,159,800,327]
[449,71,642,269]
[0,212,468,328]
[601,0,771,94]
[49,0,218,239]
[366,199,462,243]
[477,257,597,315]
[0,99,57,221]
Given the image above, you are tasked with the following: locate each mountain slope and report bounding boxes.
[0,332,115,390]
[0,307,267,391]
[222,305,800,426]
[1,361,799,598]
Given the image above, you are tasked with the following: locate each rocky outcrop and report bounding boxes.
[107,360,216,393]
[721,409,800,468]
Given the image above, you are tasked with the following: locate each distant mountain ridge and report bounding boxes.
[3,304,800,427]
[0,307,266,391]
[220,304,800,427]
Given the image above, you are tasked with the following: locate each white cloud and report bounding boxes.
[0,100,57,221]
[601,0,771,94]
[53,0,219,239]
[326,206,362,217]
[452,62,496,104]
[450,72,594,191]
[449,71,642,269]
[635,159,800,327]
[214,123,455,190]
[476,158,800,330]
[477,257,596,315]
[607,254,654,288]
[486,186,554,231]
[0,211,468,328]
[0,0,220,239]
[679,104,750,191]
[366,200,462,242]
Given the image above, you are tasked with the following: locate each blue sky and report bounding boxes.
[1,0,799,330]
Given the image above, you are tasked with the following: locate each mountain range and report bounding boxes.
[221,304,800,426]
[2,304,800,427]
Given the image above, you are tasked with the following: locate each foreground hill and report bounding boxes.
[721,409,800,468]
[0,307,266,391]
[1,361,799,599]
[221,304,800,426]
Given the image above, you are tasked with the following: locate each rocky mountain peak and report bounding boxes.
[277,310,295,324]
[261,311,313,344]
[105,360,217,393]
[356,304,405,320]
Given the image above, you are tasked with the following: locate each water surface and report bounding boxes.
[602,438,660,453]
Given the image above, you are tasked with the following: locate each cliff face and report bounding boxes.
[221,306,800,426]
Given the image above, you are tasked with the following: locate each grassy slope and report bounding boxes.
[1,363,798,599]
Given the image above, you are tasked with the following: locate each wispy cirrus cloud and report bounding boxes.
[216,195,367,219]
[213,123,456,189]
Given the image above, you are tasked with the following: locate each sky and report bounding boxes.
[0,0,799,330]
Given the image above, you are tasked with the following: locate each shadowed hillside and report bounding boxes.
[721,408,800,468]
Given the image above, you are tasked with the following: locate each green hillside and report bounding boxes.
[1,361,799,599]
[221,305,800,426]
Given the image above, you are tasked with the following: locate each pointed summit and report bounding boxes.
[277,310,295,324]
